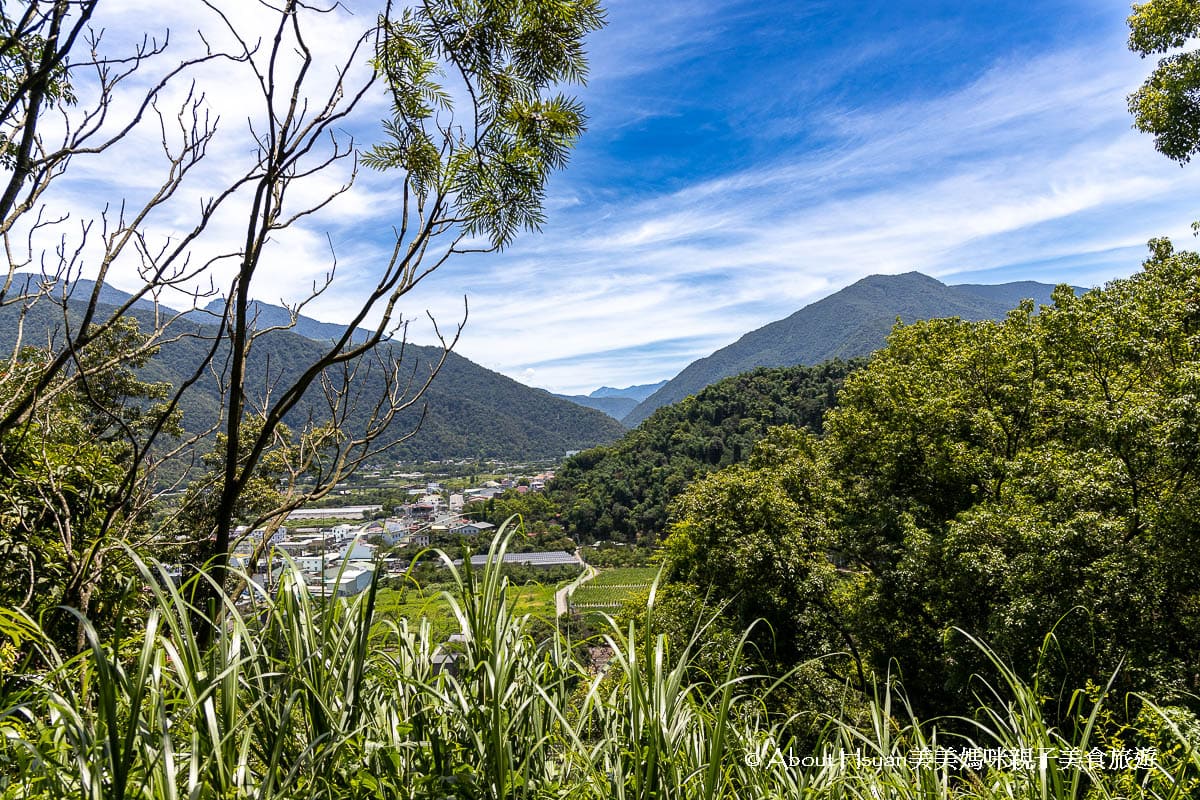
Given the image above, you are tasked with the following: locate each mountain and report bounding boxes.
[197,298,375,344]
[552,393,639,420]
[3,276,159,312]
[554,381,676,422]
[622,272,1069,426]
[590,381,667,401]
[550,361,859,541]
[948,281,1065,309]
[554,381,668,421]
[1,285,626,462]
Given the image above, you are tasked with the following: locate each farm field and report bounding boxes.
[570,567,659,610]
[375,581,560,641]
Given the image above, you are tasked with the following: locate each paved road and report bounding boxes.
[555,553,597,617]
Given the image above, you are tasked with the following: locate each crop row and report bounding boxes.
[571,584,649,607]
[586,567,659,587]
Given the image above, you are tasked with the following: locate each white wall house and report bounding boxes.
[297,552,339,574]
[321,565,374,597]
[452,521,496,537]
[341,538,377,561]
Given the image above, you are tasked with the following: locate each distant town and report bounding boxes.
[219,462,578,599]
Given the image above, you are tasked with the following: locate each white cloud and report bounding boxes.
[20,2,1200,398]
[408,37,1200,393]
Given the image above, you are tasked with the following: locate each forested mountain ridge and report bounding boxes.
[623,272,1069,425]
[0,290,626,463]
[549,360,860,542]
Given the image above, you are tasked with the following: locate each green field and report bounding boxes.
[570,567,659,609]
[374,580,560,641]
[586,566,659,586]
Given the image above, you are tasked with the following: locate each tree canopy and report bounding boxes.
[550,361,859,543]
[1128,0,1200,162]
[663,243,1200,721]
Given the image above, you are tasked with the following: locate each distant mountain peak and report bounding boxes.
[195,297,373,345]
[854,270,941,284]
[621,273,1067,427]
[589,380,668,401]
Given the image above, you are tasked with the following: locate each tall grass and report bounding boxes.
[1,525,1196,799]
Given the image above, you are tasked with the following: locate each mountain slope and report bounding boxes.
[552,393,639,420]
[590,381,667,401]
[194,298,376,344]
[0,289,625,462]
[550,361,860,541]
[623,272,1066,426]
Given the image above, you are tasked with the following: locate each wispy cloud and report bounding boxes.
[30,1,1200,397]
[409,25,1200,395]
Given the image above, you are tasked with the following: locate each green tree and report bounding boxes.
[822,245,1200,717]
[1128,0,1200,162]
[821,305,1047,708]
[663,426,866,693]
[661,245,1200,723]
[466,488,566,544]
[0,318,177,651]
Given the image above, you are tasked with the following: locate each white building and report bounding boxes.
[297,552,339,574]
[452,521,496,537]
[286,505,381,520]
[404,531,431,547]
[321,565,374,597]
[341,538,377,561]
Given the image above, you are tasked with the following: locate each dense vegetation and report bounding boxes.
[2,534,1200,796]
[464,489,562,534]
[660,240,1200,727]
[0,321,184,651]
[3,534,1198,799]
[550,360,860,542]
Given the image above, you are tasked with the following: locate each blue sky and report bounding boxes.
[41,0,1200,395]
[401,0,1200,393]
